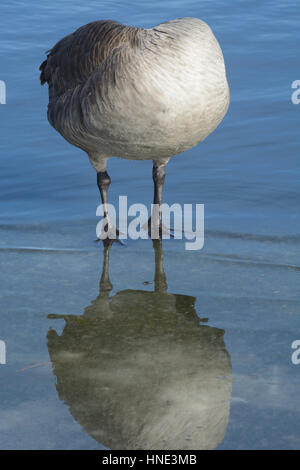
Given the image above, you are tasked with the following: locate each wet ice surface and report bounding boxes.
[0,0,300,450]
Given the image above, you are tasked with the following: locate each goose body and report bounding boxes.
[40,18,229,242]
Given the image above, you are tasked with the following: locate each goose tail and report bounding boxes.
[39,59,48,85]
[39,49,52,85]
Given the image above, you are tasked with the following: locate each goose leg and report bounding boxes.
[148,162,173,239]
[97,171,123,246]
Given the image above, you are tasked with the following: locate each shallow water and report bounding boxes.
[0,0,299,450]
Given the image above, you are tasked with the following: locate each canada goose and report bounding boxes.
[47,241,232,450]
[40,18,229,243]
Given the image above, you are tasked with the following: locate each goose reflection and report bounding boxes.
[47,241,232,450]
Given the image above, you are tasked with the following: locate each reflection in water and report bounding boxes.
[47,241,232,450]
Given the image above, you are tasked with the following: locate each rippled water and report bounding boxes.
[0,0,299,449]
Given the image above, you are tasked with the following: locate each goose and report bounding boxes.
[40,18,230,243]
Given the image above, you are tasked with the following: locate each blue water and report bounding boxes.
[0,0,299,450]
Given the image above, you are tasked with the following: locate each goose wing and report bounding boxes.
[39,20,139,99]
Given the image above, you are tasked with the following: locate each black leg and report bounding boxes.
[97,171,111,219]
[153,163,166,207]
[96,171,123,246]
[149,162,167,239]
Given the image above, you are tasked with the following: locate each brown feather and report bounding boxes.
[39,20,141,98]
